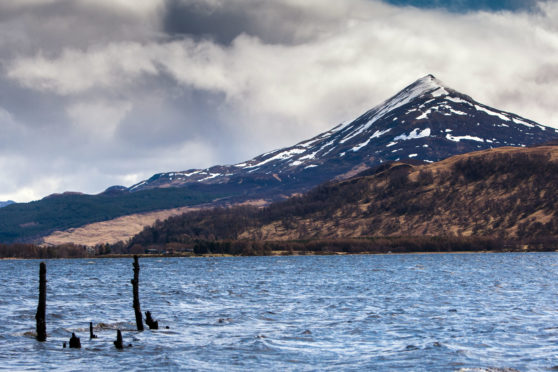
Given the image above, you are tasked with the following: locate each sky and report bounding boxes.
[1,0,557,202]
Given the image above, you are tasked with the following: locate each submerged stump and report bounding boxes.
[69,332,81,348]
[131,255,144,331]
[35,262,47,342]
[145,311,159,330]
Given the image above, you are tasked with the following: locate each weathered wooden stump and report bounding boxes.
[131,256,144,331]
[69,332,81,348]
[114,330,123,349]
[145,311,158,330]
[89,322,97,339]
[35,262,47,342]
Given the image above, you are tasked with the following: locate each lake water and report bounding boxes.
[1,253,557,371]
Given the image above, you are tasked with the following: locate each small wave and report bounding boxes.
[458,368,520,372]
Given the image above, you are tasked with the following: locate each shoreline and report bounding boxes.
[1,249,554,260]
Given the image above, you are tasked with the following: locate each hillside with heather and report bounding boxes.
[129,146,558,250]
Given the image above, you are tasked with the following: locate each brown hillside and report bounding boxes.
[128,146,558,248]
[241,146,558,240]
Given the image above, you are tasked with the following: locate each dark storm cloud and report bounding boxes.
[162,0,349,45]
[164,0,254,45]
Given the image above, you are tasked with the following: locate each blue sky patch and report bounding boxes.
[382,0,538,13]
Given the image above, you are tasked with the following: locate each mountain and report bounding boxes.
[130,74,557,193]
[129,145,558,248]
[0,201,14,208]
[2,74,557,244]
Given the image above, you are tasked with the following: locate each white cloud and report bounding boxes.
[7,43,160,94]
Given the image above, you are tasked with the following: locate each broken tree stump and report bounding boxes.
[35,262,46,342]
[131,255,144,331]
[145,311,159,330]
[89,322,97,339]
[69,332,81,348]
[114,330,123,349]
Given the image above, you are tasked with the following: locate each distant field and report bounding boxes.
[41,206,200,246]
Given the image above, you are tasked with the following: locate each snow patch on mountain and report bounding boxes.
[475,105,511,121]
[198,173,222,182]
[445,96,472,105]
[394,128,431,141]
[339,119,376,144]
[511,118,535,128]
[352,129,392,152]
[446,134,484,142]
[246,148,307,169]
[431,87,448,97]
[449,108,467,116]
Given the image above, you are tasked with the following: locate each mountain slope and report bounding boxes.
[129,145,558,246]
[2,74,557,244]
[0,201,14,208]
[131,75,558,193]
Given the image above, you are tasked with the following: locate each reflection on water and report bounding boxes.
[1,253,557,371]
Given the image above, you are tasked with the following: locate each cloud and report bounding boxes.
[162,0,368,45]
[67,100,133,139]
[7,44,160,94]
[1,0,558,202]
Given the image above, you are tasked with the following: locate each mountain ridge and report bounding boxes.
[129,74,557,193]
[0,201,14,209]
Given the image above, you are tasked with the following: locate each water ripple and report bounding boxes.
[0,253,557,370]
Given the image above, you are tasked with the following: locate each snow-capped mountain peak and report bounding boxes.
[381,74,449,111]
[129,75,558,193]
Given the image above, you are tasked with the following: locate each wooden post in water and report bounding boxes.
[35,262,46,341]
[114,330,123,349]
[89,322,97,339]
[131,255,144,331]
